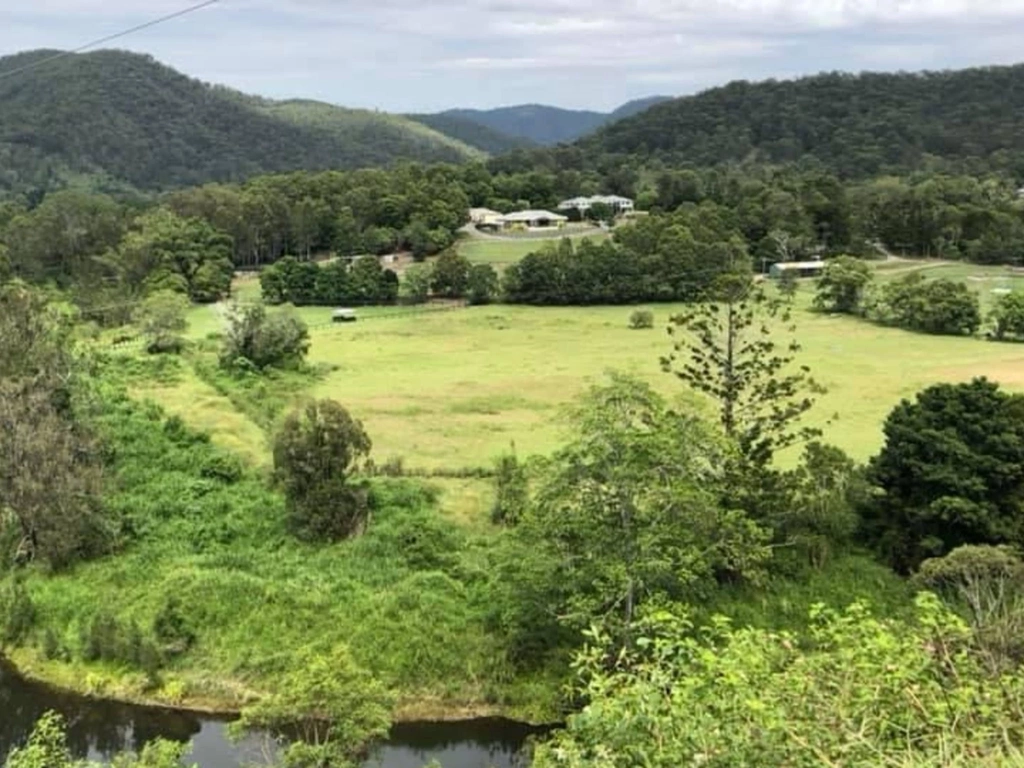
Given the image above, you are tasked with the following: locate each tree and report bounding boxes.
[0,383,107,569]
[875,273,981,336]
[133,291,189,354]
[585,201,614,223]
[862,378,1024,572]
[401,263,433,304]
[0,284,107,569]
[776,267,799,300]
[98,210,233,304]
[7,711,188,768]
[273,400,372,541]
[663,279,822,468]
[232,646,392,768]
[221,303,309,370]
[430,250,471,299]
[990,290,1024,341]
[349,256,398,305]
[494,375,768,657]
[466,263,498,305]
[814,255,873,314]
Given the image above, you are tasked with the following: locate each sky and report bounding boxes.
[2,0,1024,113]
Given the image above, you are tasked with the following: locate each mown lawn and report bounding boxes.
[457,232,609,266]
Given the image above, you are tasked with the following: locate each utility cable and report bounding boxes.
[0,0,222,83]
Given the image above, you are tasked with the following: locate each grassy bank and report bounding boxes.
[10,383,564,724]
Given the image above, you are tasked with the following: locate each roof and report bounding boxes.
[469,207,502,217]
[771,260,826,271]
[558,194,634,208]
[499,210,568,222]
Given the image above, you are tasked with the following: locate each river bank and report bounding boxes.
[3,648,541,724]
[0,660,549,768]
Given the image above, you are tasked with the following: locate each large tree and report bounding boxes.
[493,375,769,658]
[0,284,107,569]
[862,378,1024,572]
[98,209,234,304]
[663,278,822,468]
[814,255,873,314]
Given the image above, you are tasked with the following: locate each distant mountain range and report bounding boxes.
[0,48,672,197]
[412,96,671,149]
[0,49,481,196]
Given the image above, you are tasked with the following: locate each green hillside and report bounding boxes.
[429,97,671,147]
[407,112,534,154]
[252,98,483,161]
[0,49,478,197]
[579,64,1024,177]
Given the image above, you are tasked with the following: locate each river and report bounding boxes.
[0,664,547,768]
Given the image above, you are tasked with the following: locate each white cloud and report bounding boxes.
[0,0,1022,110]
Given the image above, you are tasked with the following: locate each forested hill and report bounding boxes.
[407,112,536,154]
[579,65,1024,177]
[430,97,671,147]
[0,49,478,196]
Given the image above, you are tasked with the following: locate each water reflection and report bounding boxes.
[0,663,547,768]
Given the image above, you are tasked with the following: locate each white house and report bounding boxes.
[497,210,568,230]
[557,195,635,215]
[469,207,503,227]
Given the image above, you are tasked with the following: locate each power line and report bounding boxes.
[0,0,222,83]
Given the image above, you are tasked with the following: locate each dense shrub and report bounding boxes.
[628,309,654,329]
[273,400,373,542]
[533,596,1024,767]
[873,273,981,335]
[0,577,35,647]
[813,255,873,314]
[220,303,309,370]
[467,263,499,305]
[990,290,1024,340]
[153,595,196,658]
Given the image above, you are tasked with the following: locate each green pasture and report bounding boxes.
[457,232,609,266]
[173,275,1024,471]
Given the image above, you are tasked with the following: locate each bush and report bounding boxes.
[873,273,981,336]
[220,303,309,370]
[273,400,373,541]
[467,263,499,305]
[82,610,120,662]
[0,577,35,647]
[133,290,189,355]
[628,309,654,329]
[813,255,873,314]
[533,596,1024,767]
[153,595,196,658]
[990,290,1024,341]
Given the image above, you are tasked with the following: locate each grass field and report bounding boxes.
[457,232,610,266]
[169,264,1024,472]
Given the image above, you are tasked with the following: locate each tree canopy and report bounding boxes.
[863,378,1024,572]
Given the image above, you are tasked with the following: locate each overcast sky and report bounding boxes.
[2,0,1024,112]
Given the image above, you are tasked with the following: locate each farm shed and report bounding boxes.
[769,260,826,279]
